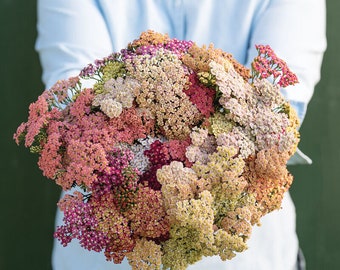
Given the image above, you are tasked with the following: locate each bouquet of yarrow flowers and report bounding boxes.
[14,30,300,270]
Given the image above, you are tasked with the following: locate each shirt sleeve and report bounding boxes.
[35,0,113,89]
[246,0,327,123]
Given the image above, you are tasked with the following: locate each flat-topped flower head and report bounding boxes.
[252,44,299,87]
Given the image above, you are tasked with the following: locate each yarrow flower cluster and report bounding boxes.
[14,30,300,270]
[252,44,299,87]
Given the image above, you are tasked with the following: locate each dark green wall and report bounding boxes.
[289,1,340,268]
[0,1,60,269]
[0,1,339,269]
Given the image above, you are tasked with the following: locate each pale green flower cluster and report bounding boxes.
[156,146,257,269]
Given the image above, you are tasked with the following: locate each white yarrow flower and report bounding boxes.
[100,98,123,118]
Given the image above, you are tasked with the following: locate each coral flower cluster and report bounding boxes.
[14,30,300,270]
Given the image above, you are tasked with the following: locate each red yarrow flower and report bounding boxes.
[252,44,299,87]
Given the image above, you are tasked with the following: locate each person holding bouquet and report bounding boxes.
[34,0,326,269]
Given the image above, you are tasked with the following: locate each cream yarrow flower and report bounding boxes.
[93,77,140,118]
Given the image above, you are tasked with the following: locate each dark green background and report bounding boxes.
[1,1,339,269]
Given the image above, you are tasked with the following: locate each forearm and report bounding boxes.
[35,0,113,88]
[246,0,327,122]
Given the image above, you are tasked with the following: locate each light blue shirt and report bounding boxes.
[36,0,326,269]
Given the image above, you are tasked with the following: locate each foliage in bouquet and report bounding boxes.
[14,30,300,270]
